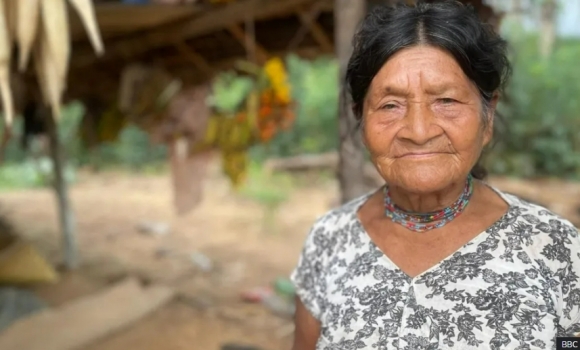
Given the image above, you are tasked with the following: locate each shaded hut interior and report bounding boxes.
[62,0,499,104]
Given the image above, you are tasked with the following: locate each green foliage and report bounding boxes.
[0,100,167,191]
[488,36,580,178]
[89,125,167,171]
[208,71,255,114]
[0,161,45,190]
[251,54,339,160]
[3,35,580,188]
[239,161,292,206]
[0,103,82,191]
[238,161,293,234]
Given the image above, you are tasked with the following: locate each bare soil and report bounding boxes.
[1,163,579,350]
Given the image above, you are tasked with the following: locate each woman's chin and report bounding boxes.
[383,165,462,194]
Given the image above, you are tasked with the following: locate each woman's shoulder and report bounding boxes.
[311,191,373,230]
[496,189,579,240]
[300,191,374,257]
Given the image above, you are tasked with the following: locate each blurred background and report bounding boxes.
[0,0,578,349]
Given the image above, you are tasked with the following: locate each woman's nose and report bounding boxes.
[397,101,443,145]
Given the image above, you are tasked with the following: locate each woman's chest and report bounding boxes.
[317,251,561,350]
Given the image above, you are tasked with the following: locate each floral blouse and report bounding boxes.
[291,189,580,349]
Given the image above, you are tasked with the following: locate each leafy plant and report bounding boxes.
[238,162,293,234]
[489,35,580,178]
[208,71,255,115]
[251,54,339,159]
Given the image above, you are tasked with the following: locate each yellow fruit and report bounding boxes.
[216,115,234,149]
[203,115,221,146]
[222,150,248,188]
[263,57,291,105]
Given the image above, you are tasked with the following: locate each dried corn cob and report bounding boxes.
[67,0,104,55]
[0,0,14,126]
[4,0,16,42]
[16,0,40,71]
[34,26,62,120]
[40,0,70,91]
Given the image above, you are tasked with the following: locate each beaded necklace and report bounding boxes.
[383,174,474,232]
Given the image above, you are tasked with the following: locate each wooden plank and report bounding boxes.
[0,278,175,350]
[72,0,321,67]
[70,4,202,41]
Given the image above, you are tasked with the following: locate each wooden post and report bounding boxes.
[46,108,78,270]
[335,0,367,204]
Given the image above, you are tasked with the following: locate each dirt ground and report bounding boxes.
[1,163,580,350]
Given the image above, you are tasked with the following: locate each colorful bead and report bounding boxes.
[383,175,474,233]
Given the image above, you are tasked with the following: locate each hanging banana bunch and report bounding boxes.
[189,57,296,187]
[221,150,248,189]
[0,0,104,126]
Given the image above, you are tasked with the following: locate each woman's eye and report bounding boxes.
[438,98,456,104]
[381,103,398,110]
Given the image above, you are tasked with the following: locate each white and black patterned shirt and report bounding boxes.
[291,189,580,349]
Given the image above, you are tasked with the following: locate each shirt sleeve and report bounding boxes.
[290,222,328,321]
[558,220,580,336]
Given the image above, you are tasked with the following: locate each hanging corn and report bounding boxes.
[0,0,14,126]
[68,0,104,56]
[34,25,63,119]
[40,0,70,103]
[0,0,104,126]
[16,0,41,71]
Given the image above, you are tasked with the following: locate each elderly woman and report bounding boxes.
[291,2,580,349]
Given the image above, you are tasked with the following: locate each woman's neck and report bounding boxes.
[388,178,470,213]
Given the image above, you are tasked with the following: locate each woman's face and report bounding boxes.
[363,45,495,194]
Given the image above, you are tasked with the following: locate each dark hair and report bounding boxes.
[346,0,511,180]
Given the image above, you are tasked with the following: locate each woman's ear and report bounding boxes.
[359,118,368,147]
[483,93,499,145]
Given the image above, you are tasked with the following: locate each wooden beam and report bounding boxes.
[297,5,333,52]
[227,24,269,64]
[288,1,326,51]
[163,46,324,73]
[173,42,214,77]
[72,0,320,68]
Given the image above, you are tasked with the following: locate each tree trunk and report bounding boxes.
[539,0,557,59]
[335,0,367,204]
[512,0,523,23]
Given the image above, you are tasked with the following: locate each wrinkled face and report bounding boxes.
[362,46,495,193]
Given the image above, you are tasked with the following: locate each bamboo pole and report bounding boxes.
[46,107,78,270]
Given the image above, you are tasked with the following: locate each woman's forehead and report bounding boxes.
[368,46,475,96]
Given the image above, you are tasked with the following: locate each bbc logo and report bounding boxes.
[558,337,580,349]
